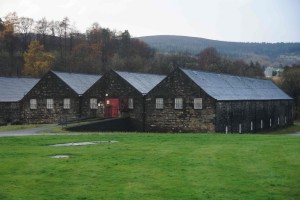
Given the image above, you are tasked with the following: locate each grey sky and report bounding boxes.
[0,0,299,42]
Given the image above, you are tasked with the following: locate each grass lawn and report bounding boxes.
[0,133,299,200]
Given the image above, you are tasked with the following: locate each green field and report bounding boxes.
[0,133,299,200]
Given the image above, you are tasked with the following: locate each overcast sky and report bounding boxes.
[0,0,299,43]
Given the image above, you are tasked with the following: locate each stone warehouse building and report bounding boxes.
[145,68,293,133]
[22,71,101,124]
[0,77,38,125]
[0,68,293,133]
[82,70,165,131]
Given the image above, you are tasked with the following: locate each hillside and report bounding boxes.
[138,35,300,66]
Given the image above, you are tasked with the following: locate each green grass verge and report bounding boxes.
[0,133,299,200]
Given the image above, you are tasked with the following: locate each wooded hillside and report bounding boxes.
[139,35,300,67]
[0,12,156,77]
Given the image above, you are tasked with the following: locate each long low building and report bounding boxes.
[145,68,293,133]
[0,68,294,133]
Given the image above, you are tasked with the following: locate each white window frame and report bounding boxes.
[90,98,98,109]
[128,98,134,109]
[63,98,70,109]
[156,98,164,109]
[174,98,183,109]
[30,99,37,109]
[285,116,287,124]
[46,99,53,109]
[194,98,203,109]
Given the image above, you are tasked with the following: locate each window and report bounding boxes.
[90,98,97,109]
[156,98,164,109]
[128,98,134,109]
[30,99,37,109]
[174,98,183,109]
[194,98,203,109]
[47,99,53,109]
[285,116,287,124]
[63,98,70,109]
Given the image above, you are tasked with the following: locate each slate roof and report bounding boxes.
[115,71,166,95]
[181,68,292,101]
[52,71,101,95]
[0,77,39,102]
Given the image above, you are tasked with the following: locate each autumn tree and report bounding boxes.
[23,40,54,77]
[196,47,222,71]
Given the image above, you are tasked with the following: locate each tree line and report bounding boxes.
[0,12,264,78]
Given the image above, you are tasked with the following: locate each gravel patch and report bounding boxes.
[50,155,70,159]
[50,140,118,147]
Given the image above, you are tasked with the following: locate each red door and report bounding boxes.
[104,98,119,118]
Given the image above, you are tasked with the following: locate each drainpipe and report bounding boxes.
[142,95,146,132]
[79,95,82,119]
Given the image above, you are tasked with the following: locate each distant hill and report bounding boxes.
[138,35,300,67]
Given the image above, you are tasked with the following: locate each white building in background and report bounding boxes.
[264,67,273,77]
[264,66,284,77]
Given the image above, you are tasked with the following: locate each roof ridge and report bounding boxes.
[179,67,267,81]
[114,70,165,77]
[51,70,101,77]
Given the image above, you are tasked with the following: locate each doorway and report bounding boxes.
[104,98,119,118]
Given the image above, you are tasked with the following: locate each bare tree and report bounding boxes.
[34,17,49,46]
[17,17,34,52]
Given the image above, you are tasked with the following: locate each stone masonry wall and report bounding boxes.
[22,71,80,124]
[82,70,144,131]
[145,68,216,133]
[0,102,21,125]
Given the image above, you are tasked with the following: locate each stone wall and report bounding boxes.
[145,68,216,133]
[215,100,294,133]
[22,71,80,124]
[82,70,145,131]
[0,102,21,125]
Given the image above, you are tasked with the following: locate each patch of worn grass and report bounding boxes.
[264,124,300,134]
[0,133,299,200]
[0,124,53,132]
